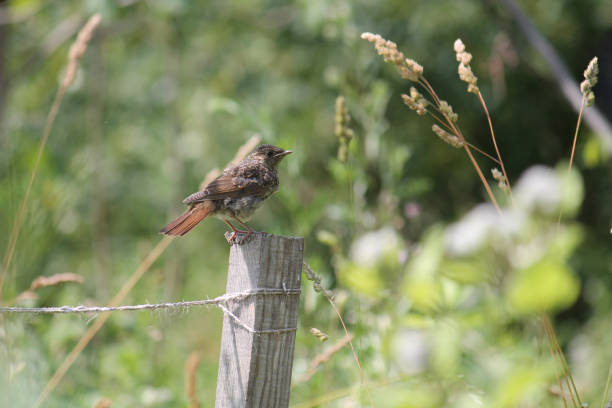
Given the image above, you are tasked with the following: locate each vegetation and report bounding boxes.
[1,1,611,407]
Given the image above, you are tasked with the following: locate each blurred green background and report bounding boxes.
[1,0,612,407]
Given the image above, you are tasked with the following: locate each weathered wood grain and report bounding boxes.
[215,233,304,408]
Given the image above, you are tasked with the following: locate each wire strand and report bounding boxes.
[0,288,301,334]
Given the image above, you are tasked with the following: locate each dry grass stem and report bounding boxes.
[294,334,354,384]
[569,57,598,174]
[13,291,38,303]
[185,351,203,408]
[463,145,501,213]
[455,38,512,200]
[547,385,569,407]
[559,57,597,225]
[94,397,112,408]
[465,142,500,164]
[29,273,84,290]
[477,91,512,200]
[568,98,585,177]
[545,328,570,408]
[600,361,612,408]
[8,273,84,304]
[0,14,102,298]
[548,59,599,408]
[542,315,582,407]
[62,14,101,88]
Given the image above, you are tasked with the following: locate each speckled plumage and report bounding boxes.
[160,144,291,241]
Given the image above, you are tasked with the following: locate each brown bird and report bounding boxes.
[160,144,292,243]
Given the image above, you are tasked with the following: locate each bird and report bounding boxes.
[160,144,292,243]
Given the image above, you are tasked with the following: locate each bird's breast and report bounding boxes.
[217,194,269,220]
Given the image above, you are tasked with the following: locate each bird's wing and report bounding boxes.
[182,163,274,203]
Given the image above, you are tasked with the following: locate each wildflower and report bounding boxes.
[310,328,329,342]
[401,87,428,116]
[491,167,509,192]
[432,124,463,148]
[63,14,102,89]
[361,32,423,81]
[405,58,424,77]
[580,57,598,107]
[303,263,334,299]
[454,39,479,94]
[334,96,354,162]
[439,100,458,123]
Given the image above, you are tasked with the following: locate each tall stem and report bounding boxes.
[477,91,513,203]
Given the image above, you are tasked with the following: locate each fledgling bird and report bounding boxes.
[160,144,292,243]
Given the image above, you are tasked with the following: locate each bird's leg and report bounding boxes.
[232,216,257,243]
[223,219,247,244]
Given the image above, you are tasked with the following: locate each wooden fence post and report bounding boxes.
[215,233,304,408]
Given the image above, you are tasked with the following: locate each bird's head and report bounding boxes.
[250,144,292,167]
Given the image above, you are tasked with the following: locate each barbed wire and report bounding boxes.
[0,288,301,334]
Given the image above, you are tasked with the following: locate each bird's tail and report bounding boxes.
[160,202,214,236]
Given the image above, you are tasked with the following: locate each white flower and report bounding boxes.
[393,329,429,373]
[445,204,522,256]
[514,165,561,214]
[350,227,401,267]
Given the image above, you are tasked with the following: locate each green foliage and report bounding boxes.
[507,259,579,314]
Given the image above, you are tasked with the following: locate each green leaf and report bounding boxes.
[337,261,385,298]
[507,260,580,315]
[582,133,602,168]
[492,365,551,408]
[403,226,444,311]
[546,223,584,261]
[556,163,584,216]
[441,258,489,284]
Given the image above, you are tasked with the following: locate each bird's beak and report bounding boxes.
[276,150,293,158]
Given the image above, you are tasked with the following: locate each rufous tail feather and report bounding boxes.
[160,202,213,236]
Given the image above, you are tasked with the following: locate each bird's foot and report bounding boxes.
[224,230,267,246]
[225,229,250,246]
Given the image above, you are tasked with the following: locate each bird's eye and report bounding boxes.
[266,150,274,157]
